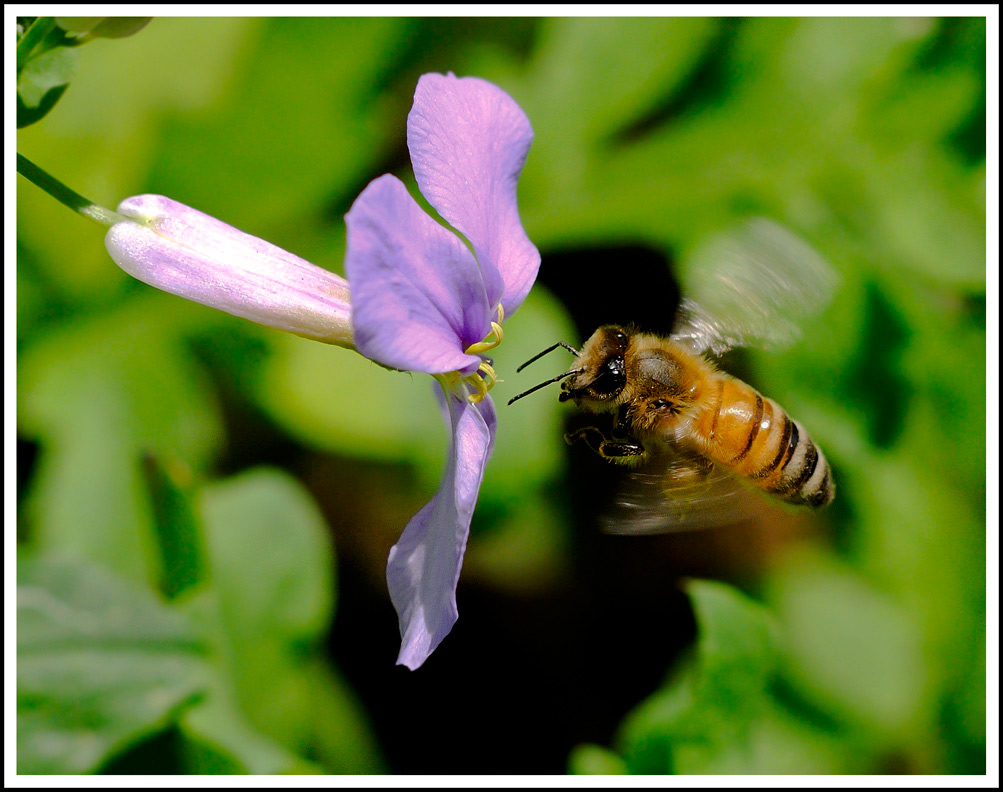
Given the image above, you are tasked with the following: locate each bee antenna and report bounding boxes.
[507,368,584,406]
[515,341,581,373]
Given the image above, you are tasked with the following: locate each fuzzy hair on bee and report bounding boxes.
[508,219,837,533]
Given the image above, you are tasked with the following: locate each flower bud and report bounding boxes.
[105,195,353,347]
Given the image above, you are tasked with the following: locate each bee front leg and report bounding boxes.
[565,426,646,462]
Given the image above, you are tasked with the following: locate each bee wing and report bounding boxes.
[600,445,765,535]
[671,219,837,357]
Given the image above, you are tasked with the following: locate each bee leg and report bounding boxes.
[599,441,646,459]
[565,426,606,453]
[565,426,645,460]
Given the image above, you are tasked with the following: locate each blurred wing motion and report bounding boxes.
[600,445,762,535]
[601,219,836,534]
[671,218,837,357]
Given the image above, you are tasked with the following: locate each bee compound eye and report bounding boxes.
[590,361,627,398]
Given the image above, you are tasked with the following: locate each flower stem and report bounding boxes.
[17,154,126,227]
[16,17,56,73]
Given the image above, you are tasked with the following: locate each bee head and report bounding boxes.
[558,326,629,406]
[507,327,632,407]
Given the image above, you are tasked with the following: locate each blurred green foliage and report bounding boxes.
[16,16,986,776]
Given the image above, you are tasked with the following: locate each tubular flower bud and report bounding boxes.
[105,195,353,348]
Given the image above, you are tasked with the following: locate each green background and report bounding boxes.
[16,16,987,775]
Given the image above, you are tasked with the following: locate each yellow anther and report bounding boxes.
[464,305,505,356]
[478,360,497,388]
[440,306,505,404]
[465,324,502,355]
[453,360,500,404]
[465,373,489,403]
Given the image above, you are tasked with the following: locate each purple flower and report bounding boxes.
[345,73,539,668]
[103,73,539,670]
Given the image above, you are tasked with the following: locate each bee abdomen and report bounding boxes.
[766,416,834,507]
[701,379,834,508]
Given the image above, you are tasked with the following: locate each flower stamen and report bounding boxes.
[435,358,501,405]
[462,359,500,404]
[464,304,505,355]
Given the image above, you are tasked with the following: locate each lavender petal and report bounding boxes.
[387,391,497,669]
[345,174,493,376]
[408,73,540,318]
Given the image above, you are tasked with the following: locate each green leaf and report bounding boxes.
[568,743,628,775]
[687,579,777,702]
[18,295,225,585]
[17,556,208,774]
[141,454,207,601]
[146,17,410,231]
[192,469,384,772]
[304,660,386,774]
[199,468,335,645]
[765,549,928,741]
[56,17,152,39]
[16,17,57,74]
[527,18,720,143]
[255,332,445,474]
[197,469,339,754]
[179,695,321,775]
[20,373,159,584]
[17,46,76,107]
[620,580,778,774]
[17,43,77,126]
[17,83,68,128]
[53,17,105,36]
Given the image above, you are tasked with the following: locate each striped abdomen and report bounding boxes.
[693,377,833,508]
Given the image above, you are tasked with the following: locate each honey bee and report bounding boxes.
[509,219,837,533]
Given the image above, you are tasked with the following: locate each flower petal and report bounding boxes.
[387,390,497,669]
[407,73,540,317]
[106,195,353,347]
[345,174,493,375]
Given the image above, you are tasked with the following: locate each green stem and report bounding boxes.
[17,154,125,227]
[16,17,56,74]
